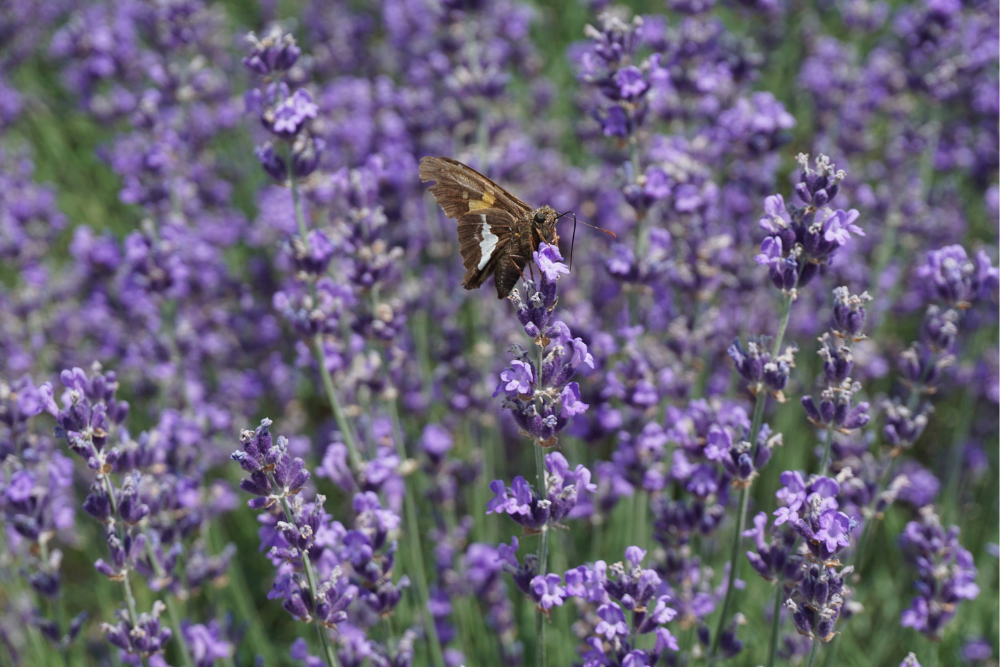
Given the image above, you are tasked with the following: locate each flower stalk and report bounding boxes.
[267,471,341,667]
[533,439,550,667]
[710,285,796,664]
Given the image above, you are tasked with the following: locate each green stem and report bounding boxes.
[747,391,767,460]
[313,336,363,470]
[707,481,751,665]
[709,286,796,665]
[290,168,310,242]
[941,327,987,526]
[37,537,69,667]
[766,585,784,667]
[387,401,446,667]
[771,294,794,357]
[806,638,821,667]
[267,473,341,667]
[708,394,765,663]
[818,424,835,477]
[102,475,148,667]
[141,537,195,667]
[288,171,365,473]
[162,595,195,667]
[121,573,149,667]
[534,441,550,667]
[854,456,899,574]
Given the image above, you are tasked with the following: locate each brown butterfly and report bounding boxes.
[419,156,560,299]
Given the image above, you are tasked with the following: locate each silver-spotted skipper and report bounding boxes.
[419,156,560,299]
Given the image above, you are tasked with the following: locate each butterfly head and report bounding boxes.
[532,206,560,245]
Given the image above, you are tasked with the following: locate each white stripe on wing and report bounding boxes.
[477,213,499,270]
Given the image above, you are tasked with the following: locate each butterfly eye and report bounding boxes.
[534,211,546,224]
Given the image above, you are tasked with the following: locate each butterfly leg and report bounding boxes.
[527,235,537,282]
[508,255,531,287]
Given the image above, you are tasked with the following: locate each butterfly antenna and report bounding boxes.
[556,211,616,271]
[569,212,577,271]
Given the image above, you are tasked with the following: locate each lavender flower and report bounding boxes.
[486,452,596,531]
[772,472,857,561]
[917,245,999,308]
[243,26,302,76]
[101,601,173,660]
[496,243,592,447]
[801,287,874,474]
[899,509,979,638]
[562,548,679,667]
[785,563,854,642]
[727,337,798,403]
[232,418,359,655]
[756,154,863,292]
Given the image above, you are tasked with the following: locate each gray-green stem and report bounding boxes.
[387,401,446,667]
[37,536,69,667]
[534,440,550,667]
[121,572,149,667]
[534,337,550,667]
[709,289,796,664]
[141,536,195,667]
[806,638,821,667]
[288,171,365,472]
[853,450,901,576]
[818,424,835,477]
[313,336,363,471]
[772,294,794,357]
[765,585,784,667]
[101,474,148,667]
[267,472,341,667]
[708,390,765,664]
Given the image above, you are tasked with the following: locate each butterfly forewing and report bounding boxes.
[419,157,533,220]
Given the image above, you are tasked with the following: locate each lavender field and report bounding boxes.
[0,0,997,666]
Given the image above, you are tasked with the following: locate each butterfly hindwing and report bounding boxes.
[457,209,518,298]
[419,156,532,220]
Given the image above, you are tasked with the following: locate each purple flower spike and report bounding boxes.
[243,27,301,75]
[899,509,979,639]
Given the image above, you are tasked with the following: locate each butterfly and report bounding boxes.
[419,156,561,299]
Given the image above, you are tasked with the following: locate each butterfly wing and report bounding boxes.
[419,156,532,220]
[420,156,534,298]
[457,209,524,299]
